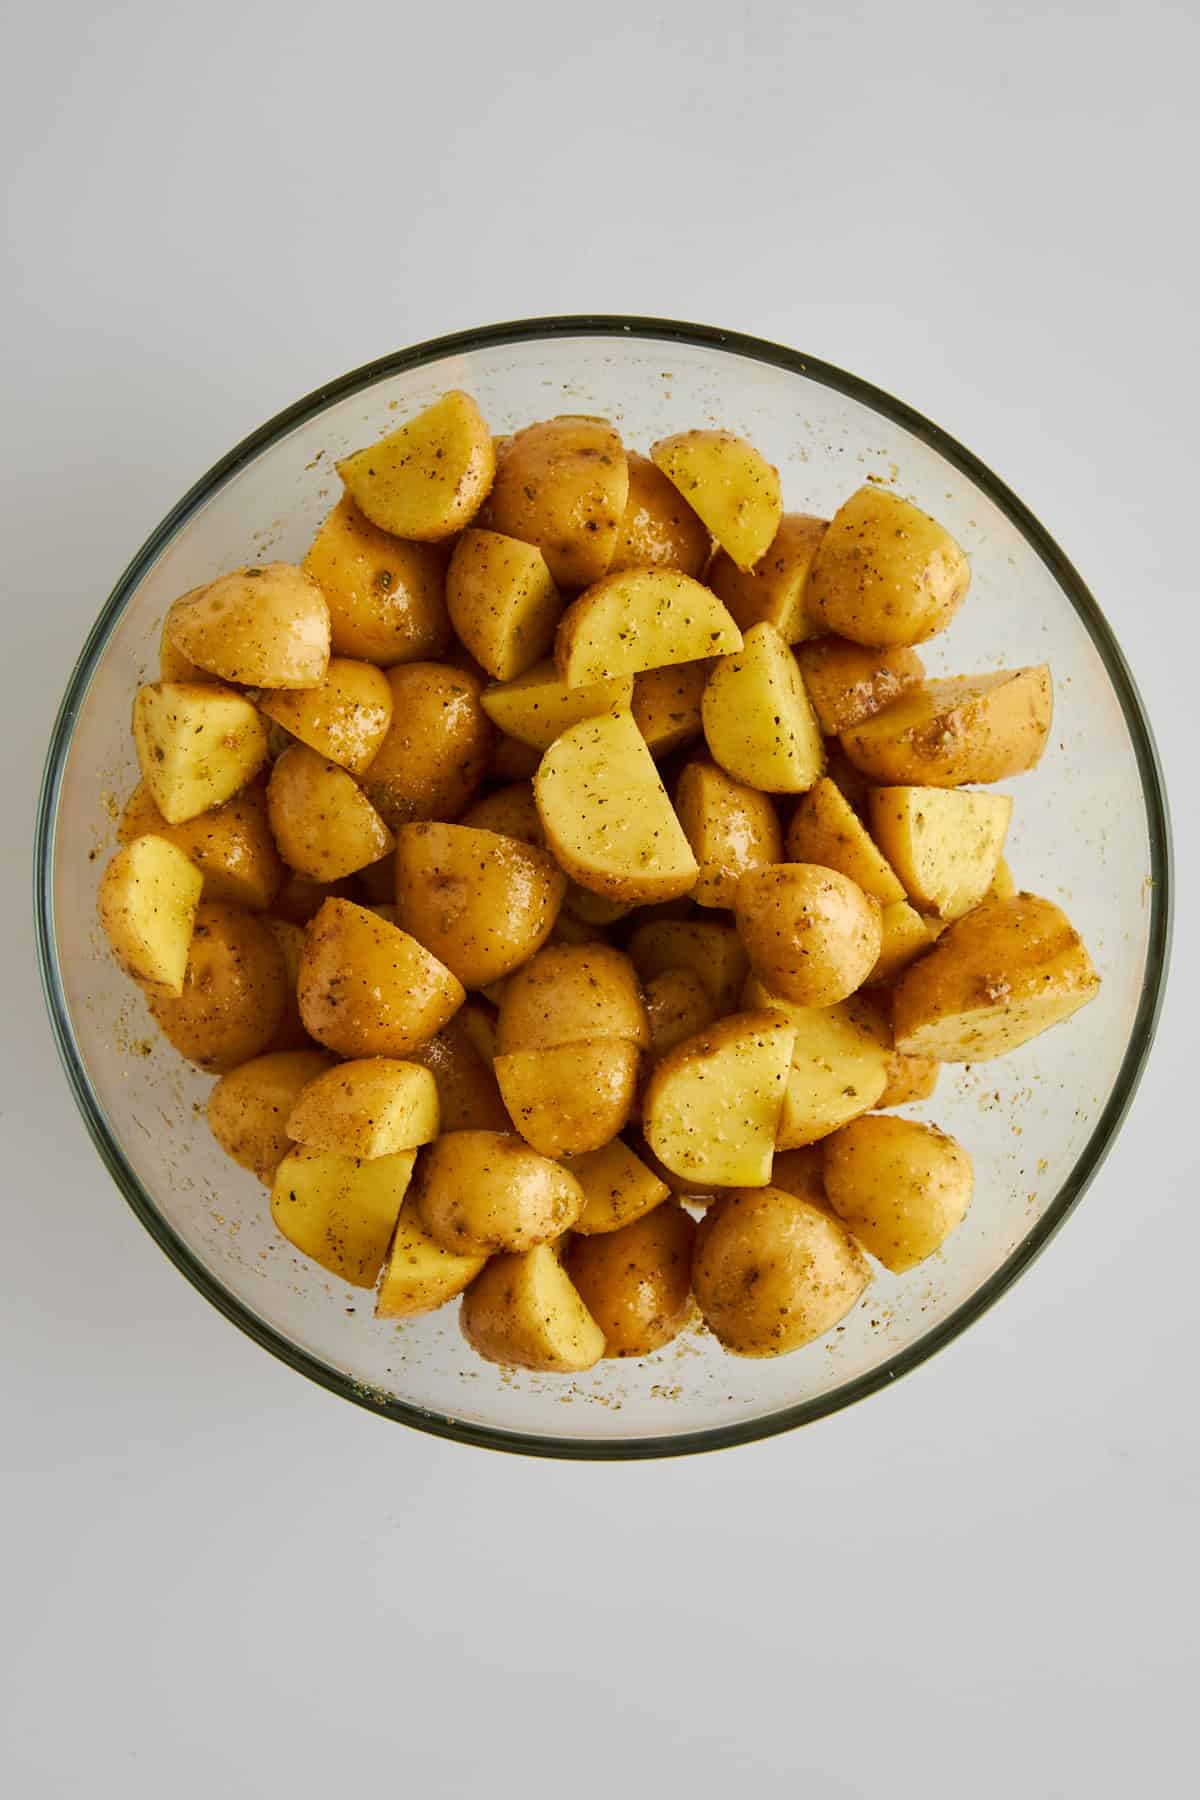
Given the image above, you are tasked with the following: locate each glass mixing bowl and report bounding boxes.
[34,317,1172,1458]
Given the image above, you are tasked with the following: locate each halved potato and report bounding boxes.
[495,1040,641,1157]
[743,978,892,1146]
[565,1202,695,1356]
[118,781,283,912]
[207,1050,334,1182]
[554,568,741,687]
[97,835,203,996]
[497,943,648,1053]
[534,709,699,904]
[608,451,710,577]
[133,682,268,824]
[337,390,495,541]
[707,513,826,641]
[358,661,493,830]
[642,1011,797,1187]
[297,898,465,1057]
[393,821,565,987]
[892,892,1100,1061]
[805,486,970,647]
[480,658,633,750]
[404,1010,511,1132]
[675,757,783,907]
[627,918,749,1015]
[270,1145,416,1286]
[286,1058,439,1159]
[488,415,629,587]
[461,1244,606,1372]
[267,745,394,881]
[302,493,451,665]
[643,968,718,1060]
[868,785,1012,920]
[375,1199,487,1319]
[147,900,288,1071]
[701,622,824,792]
[868,899,939,986]
[822,1116,973,1271]
[460,781,544,846]
[794,635,925,735]
[165,563,331,688]
[566,1137,671,1235]
[258,658,393,774]
[735,864,882,1007]
[786,777,906,906]
[650,429,781,571]
[631,660,711,758]
[446,529,562,680]
[841,667,1053,786]
[413,1130,583,1255]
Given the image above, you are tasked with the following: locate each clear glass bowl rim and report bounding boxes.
[33,314,1174,1460]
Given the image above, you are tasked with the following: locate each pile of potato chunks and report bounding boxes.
[96,390,1099,1371]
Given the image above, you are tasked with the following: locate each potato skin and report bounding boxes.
[359,662,493,831]
[267,745,394,882]
[794,635,925,736]
[734,864,882,1007]
[303,494,451,665]
[786,777,906,907]
[393,822,566,988]
[207,1049,333,1182]
[297,898,464,1057]
[495,1041,641,1157]
[608,451,710,577]
[446,529,562,681]
[489,416,629,588]
[460,1244,606,1372]
[497,944,648,1053]
[147,900,288,1071]
[805,487,970,647]
[822,1116,973,1271]
[165,562,331,688]
[460,782,544,847]
[643,968,718,1060]
[707,512,826,641]
[404,1010,511,1132]
[413,1130,584,1255]
[565,1202,696,1356]
[840,667,1053,787]
[693,1186,869,1355]
[675,756,784,907]
[258,657,393,774]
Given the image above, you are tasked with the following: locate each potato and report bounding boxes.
[555,569,741,687]
[534,709,698,904]
[643,968,718,1060]
[375,1199,487,1319]
[693,1185,869,1355]
[627,918,749,1016]
[489,732,542,781]
[794,635,926,736]
[165,563,330,688]
[707,513,826,641]
[823,739,871,815]
[608,451,710,577]
[675,757,784,907]
[735,864,882,1007]
[562,883,630,927]
[548,912,607,947]
[207,1049,334,1182]
[497,944,648,1053]
[285,1058,439,1159]
[445,529,562,681]
[267,745,394,881]
[841,666,1053,787]
[146,900,288,1071]
[270,1146,416,1286]
[97,835,203,996]
[868,899,938,986]
[393,822,565,987]
[261,918,313,1052]
[302,494,451,664]
[822,1116,973,1271]
[987,855,1016,901]
[785,777,906,906]
[496,1041,641,1157]
[413,1130,583,1255]
[876,1049,940,1109]
[650,429,782,571]
[631,660,711,758]
[892,892,1099,1061]
[257,658,392,775]
[643,1011,796,1187]
[566,1137,671,1234]
[461,1244,606,1372]
[742,978,892,1146]
[701,622,824,792]
[805,487,970,647]
[359,662,493,830]
[119,780,283,912]
[480,658,633,751]
[271,871,358,927]
[337,390,495,541]
[488,415,629,587]
[460,781,543,846]
[159,607,218,684]
[132,682,268,824]
[297,898,464,1057]
[868,785,1012,920]
[405,1011,510,1131]
[565,1202,695,1356]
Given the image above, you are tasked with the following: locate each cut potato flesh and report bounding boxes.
[651,430,782,571]
[258,657,393,773]
[841,666,1053,786]
[337,390,495,542]
[868,899,938,986]
[133,682,268,825]
[566,1138,671,1235]
[446,529,562,681]
[707,513,826,641]
[742,978,891,1147]
[460,1244,606,1372]
[555,569,741,687]
[701,622,824,793]
[286,1058,440,1159]
[868,785,1011,920]
[495,1040,640,1157]
[631,660,711,758]
[270,1146,416,1286]
[375,1199,486,1319]
[786,776,906,905]
[480,659,633,750]
[96,834,204,996]
[642,1011,797,1187]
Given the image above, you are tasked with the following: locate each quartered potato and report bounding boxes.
[358,661,493,830]
[258,657,393,774]
[794,635,925,736]
[165,563,331,688]
[119,780,283,912]
[446,529,562,681]
[651,429,782,571]
[785,776,906,906]
[608,451,710,577]
[565,1137,671,1235]
[805,486,970,647]
[147,900,288,1071]
[480,658,633,750]
[414,1130,583,1255]
[841,666,1053,786]
[735,864,882,1007]
[461,1244,606,1372]
[460,781,544,846]
[267,744,394,881]
[742,977,892,1147]
[297,898,465,1057]
[675,757,784,908]
[285,1058,440,1159]
[495,1040,642,1157]
[630,660,711,759]
[822,1116,973,1271]
[270,1145,417,1286]
[868,785,1012,920]
[643,1011,797,1187]
[337,390,495,541]
[868,899,939,986]
[97,834,203,996]
[393,821,565,987]
[303,494,451,665]
[565,1202,695,1356]
[132,682,268,824]
[554,568,741,687]
[207,1049,334,1183]
[375,1199,487,1319]
[497,943,647,1053]
[488,415,629,587]
[707,512,826,641]
[701,622,824,792]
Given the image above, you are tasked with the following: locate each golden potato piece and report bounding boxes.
[608,451,710,577]
[497,943,648,1053]
[258,658,392,774]
[987,854,1016,900]
[650,429,782,571]
[534,709,699,904]
[675,757,784,908]
[337,390,494,542]
[805,487,970,647]
[164,562,330,689]
[643,1011,796,1188]
[480,658,633,751]
[147,900,287,1071]
[701,622,824,793]
[892,892,1099,1062]
[743,979,892,1147]
[693,1185,869,1356]
[631,660,711,759]
[868,785,1011,920]
[267,745,394,882]
[496,1040,641,1157]
[119,781,283,912]
[460,781,544,847]
[823,1116,973,1271]
[794,635,925,736]
[561,882,630,927]
[868,899,939,986]
[271,871,358,927]
[132,682,268,825]
[555,568,741,688]
[271,1146,416,1287]
[488,415,629,587]
[414,1130,583,1255]
[404,1010,510,1132]
[461,1243,606,1372]
[446,529,562,681]
[285,1058,439,1159]
[393,822,565,988]
[627,918,749,1016]
[566,1202,695,1356]
[566,1137,671,1235]
[707,513,826,641]
[735,864,882,1007]
[375,1199,487,1319]
[785,777,906,906]
[302,494,450,665]
[97,835,203,996]
[359,661,493,830]
[159,604,218,684]
[261,918,314,1053]
[841,666,1053,787]
[207,1050,334,1183]
[876,1049,940,1110]
[643,968,718,1061]
[297,898,464,1058]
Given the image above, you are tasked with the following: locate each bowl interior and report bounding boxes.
[38,321,1169,1455]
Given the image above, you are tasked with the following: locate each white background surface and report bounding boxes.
[3,3,1197,1793]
